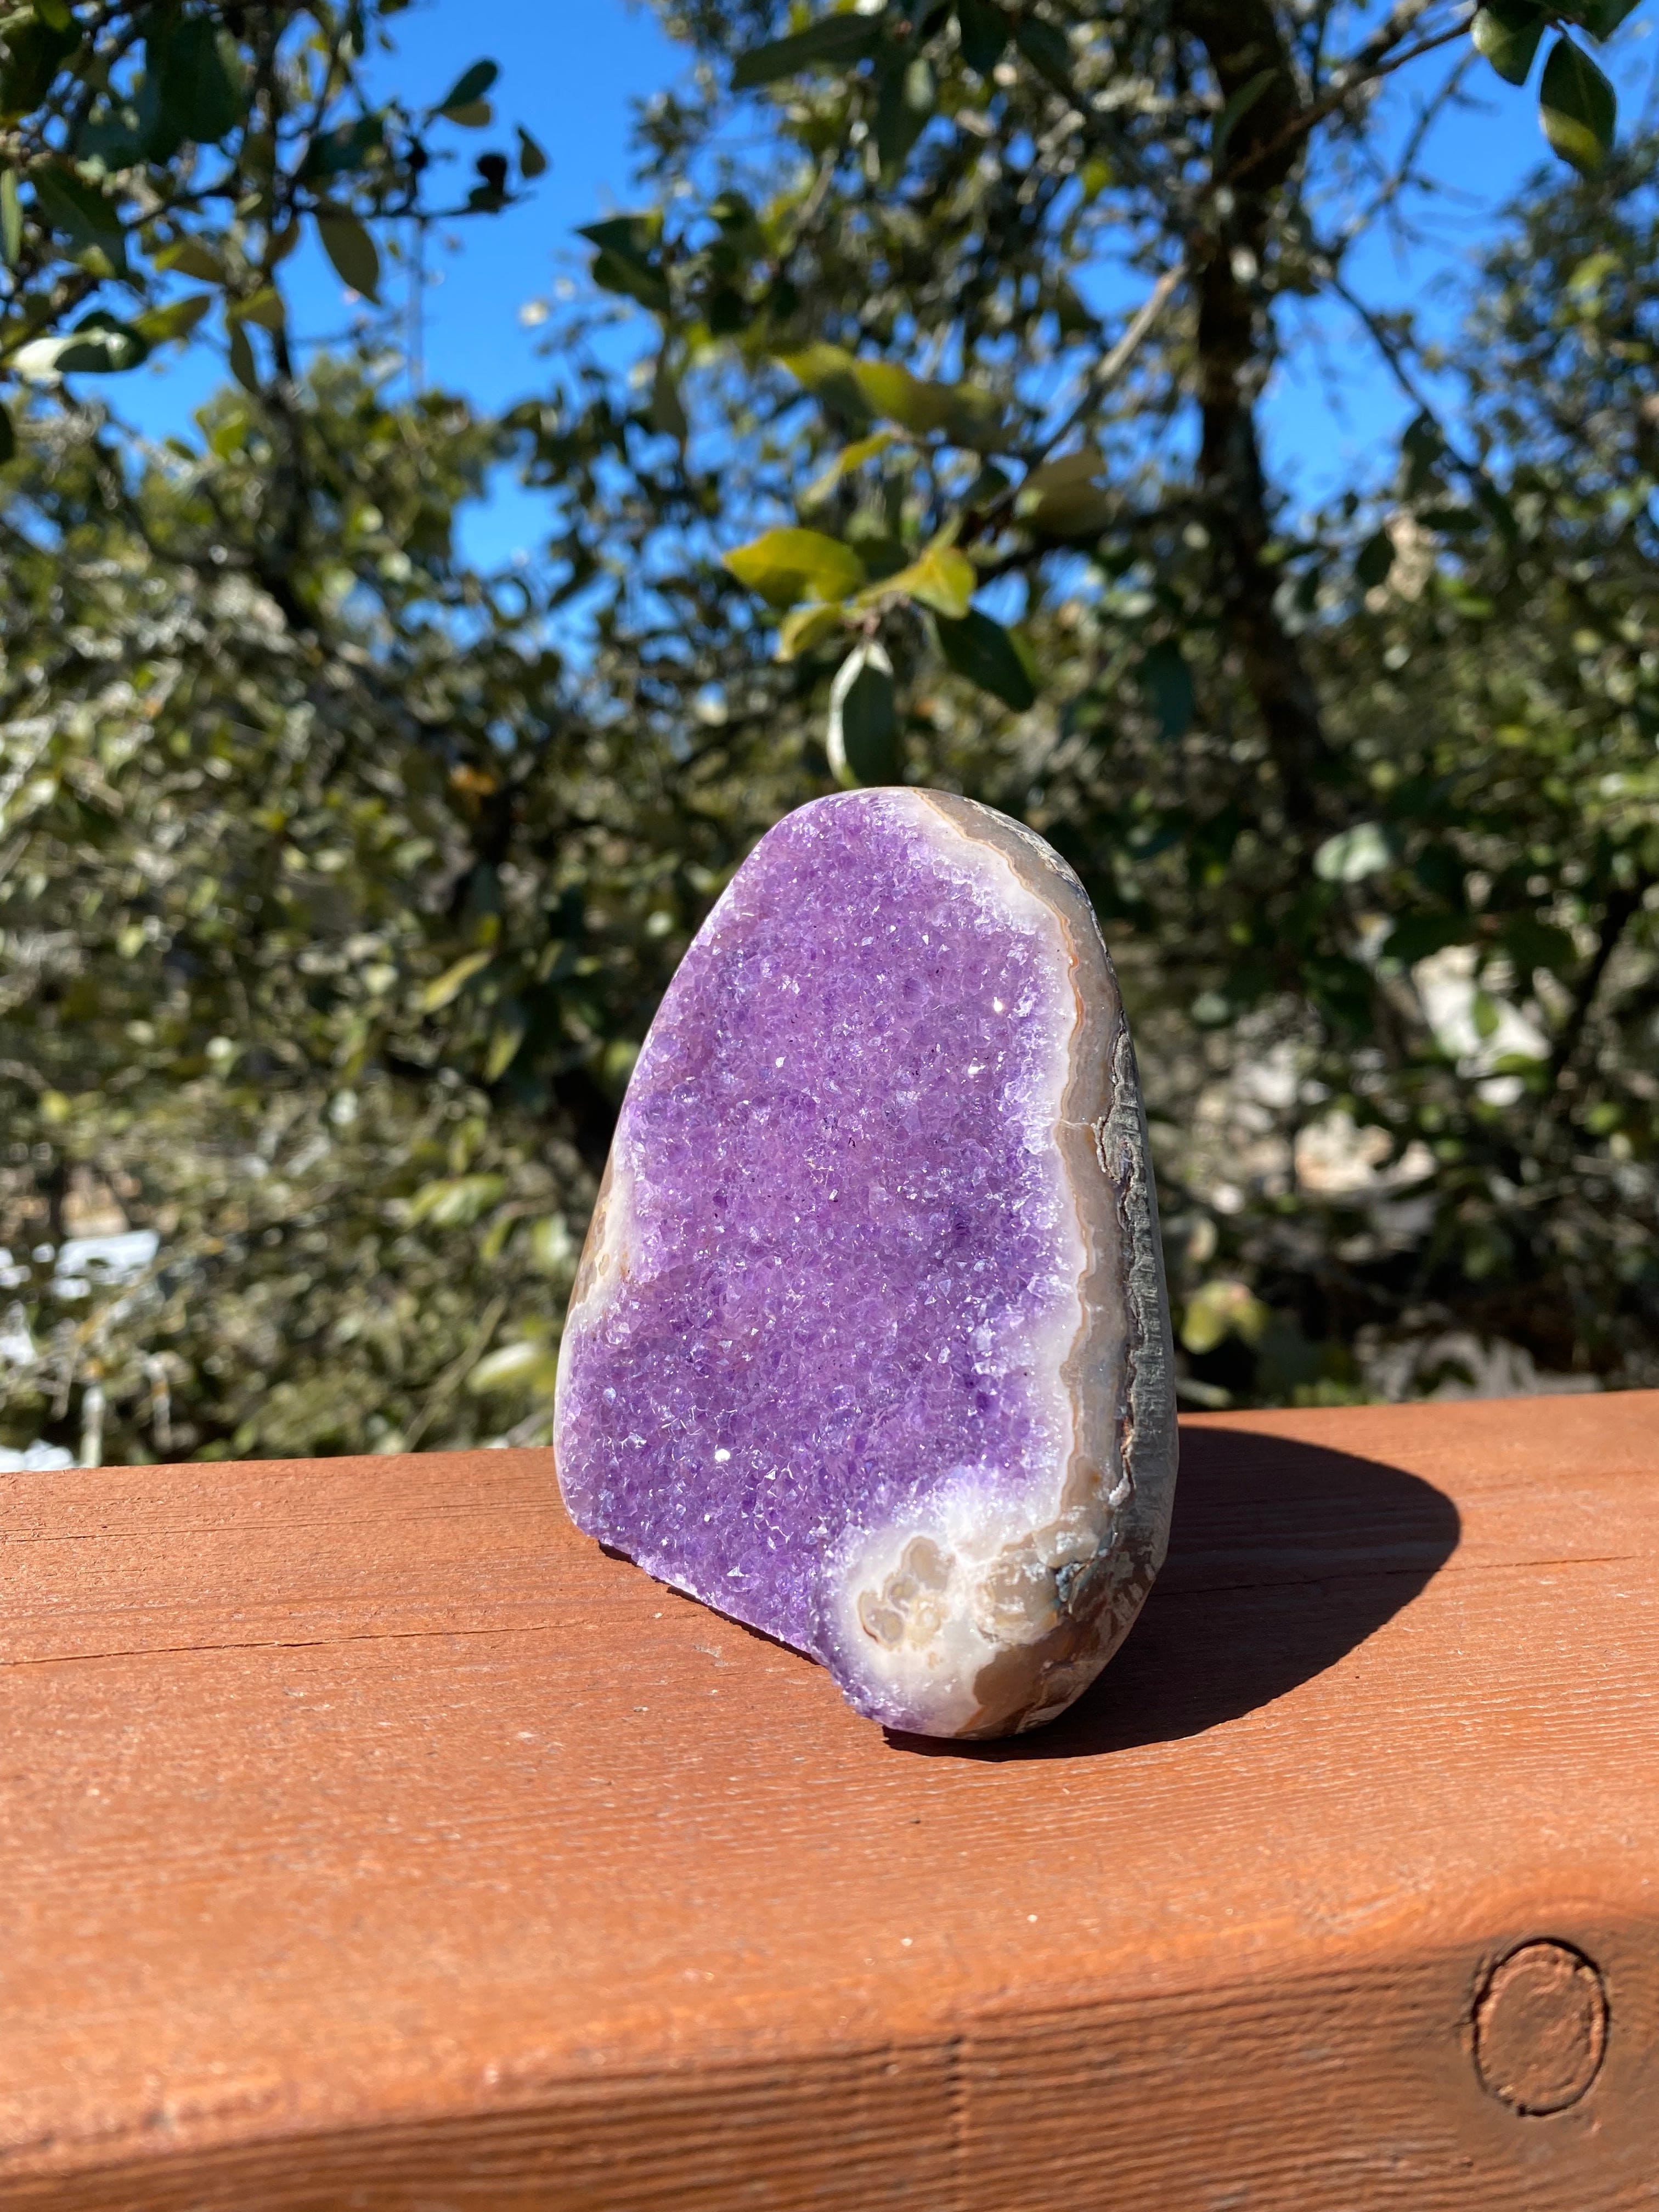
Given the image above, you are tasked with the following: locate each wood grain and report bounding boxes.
[1,1395,1657,2208]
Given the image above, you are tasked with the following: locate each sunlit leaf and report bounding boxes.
[466,1340,559,1395]
[227,287,285,332]
[869,541,976,619]
[776,602,846,661]
[422,949,494,1011]
[1314,822,1395,883]
[408,1172,507,1227]
[134,293,214,345]
[804,430,896,506]
[1539,34,1616,174]
[12,312,149,378]
[780,346,1002,448]
[154,237,225,282]
[1181,1279,1269,1355]
[0,172,20,269]
[723,527,865,608]
[1015,447,1114,537]
[1471,3,1547,85]
[485,1000,527,1080]
[827,643,898,786]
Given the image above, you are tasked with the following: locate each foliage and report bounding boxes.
[0,1,1655,1460]
[0,2,542,439]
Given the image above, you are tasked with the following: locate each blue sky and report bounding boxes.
[115,2,1658,563]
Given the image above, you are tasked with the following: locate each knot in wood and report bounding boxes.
[1473,1940,1608,2115]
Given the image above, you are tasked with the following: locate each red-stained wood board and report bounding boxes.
[1,1393,1657,2209]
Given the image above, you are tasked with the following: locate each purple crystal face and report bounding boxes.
[555,789,1176,1739]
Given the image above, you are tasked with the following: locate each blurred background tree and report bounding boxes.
[0,0,1653,1462]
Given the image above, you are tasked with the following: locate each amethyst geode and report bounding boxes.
[554,790,1176,1738]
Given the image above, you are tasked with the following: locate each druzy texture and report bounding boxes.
[554,790,1176,1738]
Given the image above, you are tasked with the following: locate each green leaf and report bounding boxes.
[1472,3,1546,85]
[777,343,876,425]
[1011,13,1073,92]
[781,345,1002,447]
[0,398,14,465]
[408,1172,506,1227]
[151,18,245,145]
[300,112,386,181]
[1539,35,1616,174]
[1500,915,1577,974]
[134,292,213,345]
[592,245,669,311]
[0,171,20,269]
[1181,1279,1269,1356]
[516,125,548,179]
[723,526,866,607]
[870,541,976,619]
[435,58,499,116]
[318,212,381,303]
[1137,640,1194,740]
[0,14,80,120]
[485,1000,527,1080]
[226,287,284,332]
[1313,822,1394,884]
[956,0,1008,74]
[32,165,126,273]
[776,602,846,661]
[154,237,224,281]
[827,644,899,786]
[445,100,493,129]
[466,1339,559,1395]
[578,216,668,312]
[1355,529,1395,589]
[804,429,896,505]
[35,0,74,29]
[1014,446,1114,537]
[1575,0,1640,38]
[12,310,150,377]
[422,948,495,1011]
[227,319,259,394]
[732,14,886,91]
[933,608,1037,709]
[875,54,934,172]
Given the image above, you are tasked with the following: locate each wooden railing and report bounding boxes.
[1,1392,1655,2209]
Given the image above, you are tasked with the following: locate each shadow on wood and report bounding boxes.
[894,1425,1461,1760]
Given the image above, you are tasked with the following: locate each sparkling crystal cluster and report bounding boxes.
[554,789,1176,1737]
